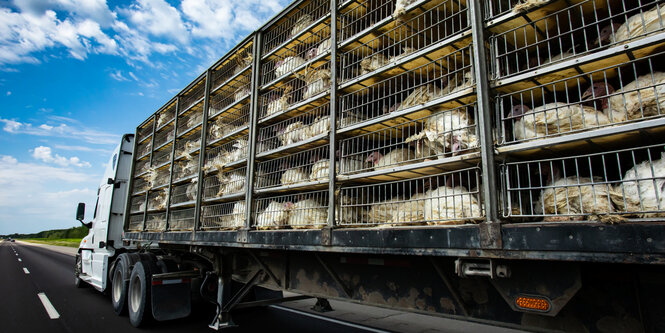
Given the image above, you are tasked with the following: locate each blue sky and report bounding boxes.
[0,0,289,235]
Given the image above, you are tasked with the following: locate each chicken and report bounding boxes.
[389,47,416,63]
[366,148,414,171]
[302,68,331,100]
[264,86,292,117]
[423,185,482,225]
[275,56,307,78]
[336,193,367,226]
[406,108,478,157]
[234,54,253,75]
[156,111,173,128]
[308,115,330,137]
[288,198,328,229]
[278,121,310,146]
[392,0,417,22]
[512,0,550,13]
[290,15,313,37]
[309,158,330,182]
[306,38,332,59]
[509,103,612,141]
[216,171,245,197]
[368,196,403,224]
[582,73,665,123]
[612,152,665,218]
[389,192,429,226]
[535,176,625,223]
[175,158,198,180]
[338,110,366,128]
[203,151,227,173]
[592,22,622,47]
[225,139,249,165]
[612,5,665,44]
[444,69,474,95]
[185,178,198,201]
[186,112,203,130]
[148,190,169,211]
[231,201,246,229]
[235,86,250,101]
[256,201,294,230]
[360,54,389,74]
[396,84,442,112]
[281,167,309,185]
[178,139,201,160]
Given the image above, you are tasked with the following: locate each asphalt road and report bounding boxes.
[0,240,524,333]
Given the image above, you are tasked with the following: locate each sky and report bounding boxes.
[0,0,289,235]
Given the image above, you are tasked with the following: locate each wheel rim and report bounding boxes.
[129,273,142,313]
[112,268,123,302]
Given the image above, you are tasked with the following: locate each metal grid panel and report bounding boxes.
[340,103,478,174]
[210,46,253,90]
[173,158,199,182]
[177,110,204,136]
[136,140,151,159]
[208,104,250,143]
[179,80,205,114]
[498,50,665,144]
[132,177,149,194]
[130,195,146,214]
[153,124,175,148]
[175,130,201,160]
[262,23,331,86]
[340,45,474,128]
[339,168,483,227]
[168,208,195,231]
[145,167,170,188]
[152,146,172,167]
[257,103,331,154]
[253,190,329,229]
[340,0,395,42]
[340,0,469,82]
[259,61,332,120]
[256,145,330,189]
[490,0,665,79]
[156,102,177,129]
[204,135,249,173]
[137,120,153,143]
[145,212,167,231]
[201,201,246,230]
[203,167,247,199]
[134,158,150,176]
[502,143,665,222]
[209,76,252,113]
[148,189,169,211]
[171,179,198,205]
[262,0,330,56]
[128,214,144,231]
[484,0,552,20]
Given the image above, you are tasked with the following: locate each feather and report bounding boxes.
[309,115,330,137]
[360,54,390,74]
[514,103,612,141]
[396,84,442,112]
[605,72,665,122]
[256,201,293,230]
[613,5,665,43]
[302,68,331,100]
[405,109,478,157]
[278,121,310,146]
[612,152,665,218]
[290,15,313,37]
[512,0,550,13]
[288,199,328,229]
[275,56,307,78]
[423,185,482,225]
[281,168,309,185]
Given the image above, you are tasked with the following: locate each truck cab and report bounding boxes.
[75,134,134,291]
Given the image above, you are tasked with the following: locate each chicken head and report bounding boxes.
[582,82,615,110]
[593,22,622,47]
[365,151,384,165]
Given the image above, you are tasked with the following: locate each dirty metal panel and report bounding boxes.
[331,226,481,249]
[195,231,239,243]
[501,223,665,254]
[248,230,323,246]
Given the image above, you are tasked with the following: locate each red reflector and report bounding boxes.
[515,296,551,312]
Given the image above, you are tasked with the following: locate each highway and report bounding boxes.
[0,240,523,333]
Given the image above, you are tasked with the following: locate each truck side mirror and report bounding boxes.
[76,203,85,221]
[107,178,114,185]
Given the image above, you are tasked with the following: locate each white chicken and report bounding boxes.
[234,86,250,102]
[233,54,253,75]
[612,5,665,44]
[367,196,403,224]
[288,198,328,229]
[290,15,313,37]
[275,56,307,78]
[175,159,198,180]
[302,68,331,100]
[582,73,665,123]
[185,178,198,201]
[148,190,169,211]
[256,201,294,230]
[203,151,227,173]
[216,171,246,197]
[509,103,612,141]
[225,139,249,165]
[392,0,417,22]
[178,139,201,160]
[186,111,203,130]
[281,167,309,185]
[264,87,291,118]
[612,152,665,218]
[360,54,390,74]
[306,38,332,59]
[512,0,550,13]
[278,121,310,146]
[445,70,474,95]
[396,84,442,112]
[366,148,415,171]
[388,192,429,226]
[405,108,478,157]
[156,111,173,128]
[336,193,367,226]
[309,158,331,182]
[230,201,246,229]
[309,115,330,137]
[423,185,482,225]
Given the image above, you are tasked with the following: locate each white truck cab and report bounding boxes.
[75,134,134,291]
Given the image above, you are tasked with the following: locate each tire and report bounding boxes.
[74,254,85,288]
[111,259,129,315]
[128,261,152,327]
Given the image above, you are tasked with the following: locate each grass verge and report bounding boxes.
[22,238,82,248]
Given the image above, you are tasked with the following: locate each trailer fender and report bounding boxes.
[150,258,192,322]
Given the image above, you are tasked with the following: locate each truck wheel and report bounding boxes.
[75,254,85,288]
[128,261,152,327]
[111,259,129,315]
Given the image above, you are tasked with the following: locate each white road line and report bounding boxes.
[23,267,30,274]
[37,293,61,319]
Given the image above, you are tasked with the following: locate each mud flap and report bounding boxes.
[151,281,192,321]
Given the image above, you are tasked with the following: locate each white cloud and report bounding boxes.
[1,117,120,145]
[182,0,284,39]
[122,0,188,44]
[6,91,10,95]
[53,144,114,154]
[32,146,92,167]
[110,69,129,81]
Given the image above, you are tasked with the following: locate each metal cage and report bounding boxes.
[137,119,153,143]
[257,103,331,154]
[208,104,251,144]
[156,102,177,130]
[145,212,167,231]
[177,109,204,137]
[210,43,254,93]
[153,123,175,149]
[262,0,331,57]
[253,190,329,230]
[203,167,247,200]
[168,208,196,231]
[170,180,198,206]
[256,145,330,189]
[174,129,202,160]
[201,200,246,230]
[130,195,146,214]
[179,80,206,115]
[147,189,169,211]
[204,135,249,174]
[127,214,144,231]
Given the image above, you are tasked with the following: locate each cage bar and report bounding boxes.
[203,167,247,200]
[170,180,199,205]
[262,0,330,57]
[201,201,247,230]
[256,145,330,189]
[258,103,331,154]
[168,208,196,231]
[153,124,175,148]
[253,190,329,229]
[128,214,144,231]
[204,135,249,173]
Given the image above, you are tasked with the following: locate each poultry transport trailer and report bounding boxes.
[73,0,665,331]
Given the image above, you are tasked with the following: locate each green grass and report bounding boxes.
[23,238,82,248]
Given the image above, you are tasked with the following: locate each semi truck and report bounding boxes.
[74,0,665,331]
